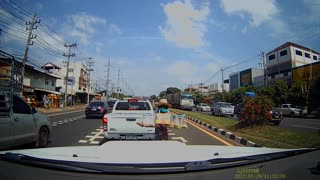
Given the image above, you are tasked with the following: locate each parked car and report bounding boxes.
[0,93,52,150]
[85,100,110,118]
[211,102,234,117]
[196,103,211,112]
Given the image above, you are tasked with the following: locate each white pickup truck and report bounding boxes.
[273,104,303,117]
[103,98,156,140]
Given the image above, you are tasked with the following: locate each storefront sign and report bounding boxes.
[23,87,34,92]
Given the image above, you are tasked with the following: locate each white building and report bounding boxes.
[42,61,95,103]
[208,83,229,95]
[266,42,320,86]
[184,85,209,96]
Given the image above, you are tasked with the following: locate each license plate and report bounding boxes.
[275,116,279,118]
[126,136,137,140]
[92,108,96,111]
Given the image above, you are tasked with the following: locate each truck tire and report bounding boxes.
[218,111,221,117]
[274,121,280,126]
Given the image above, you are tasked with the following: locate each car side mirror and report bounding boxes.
[32,107,37,114]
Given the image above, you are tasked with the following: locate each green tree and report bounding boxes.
[150,95,157,101]
[166,87,181,95]
[271,80,290,107]
[214,92,231,102]
[193,92,204,105]
[308,77,320,110]
[159,91,166,98]
[230,86,256,104]
[256,86,274,98]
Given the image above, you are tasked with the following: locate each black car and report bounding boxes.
[107,100,117,110]
[85,101,110,118]
[269,109,283,125]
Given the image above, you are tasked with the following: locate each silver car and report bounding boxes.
[196,103,211,112]
[0,94,52,150]
[212,102,234,117]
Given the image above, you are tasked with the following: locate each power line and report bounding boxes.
[0,29,27,40]
[1,0,33,18]
[0,3,28,22]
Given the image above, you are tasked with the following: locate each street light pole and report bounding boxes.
[86,58,94,105]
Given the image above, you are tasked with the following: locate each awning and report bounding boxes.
[34,88,61,95]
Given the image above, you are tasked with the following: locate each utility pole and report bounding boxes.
[105,59,110,97]
[221,68,224,92]
[86,59,94,105]
[259,51,267,87]
[117,68,120,99]
[21,13,40,96]
[63,43,76,107]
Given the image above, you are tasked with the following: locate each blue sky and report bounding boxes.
[1,0,320,96]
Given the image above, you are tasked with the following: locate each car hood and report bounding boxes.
[0,141,309,164]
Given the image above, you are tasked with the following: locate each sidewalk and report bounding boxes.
[37,104,87,114]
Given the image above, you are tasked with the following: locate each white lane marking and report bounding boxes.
[172,137,188,143]
[52,124,57,127]
[88,129,104,142]
[58,122,63,125]
[47,109,84,117]
[99,126,103,128]
[78,140,88,143]
[168,133,176,136]
[91,132,98,134]
[58,121,63,123]
[168,130,172,132]
[291,125,320,130]
[64,120,69,122]
[89,141,100,145]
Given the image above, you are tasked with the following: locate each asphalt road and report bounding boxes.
[46,109,241,148]
[193,109,320,134]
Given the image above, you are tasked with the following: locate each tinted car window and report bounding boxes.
[107,101,116,107]
[13,95,31,114]
[115,102,151,110]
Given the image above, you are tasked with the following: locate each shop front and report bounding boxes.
[34,88,61,108]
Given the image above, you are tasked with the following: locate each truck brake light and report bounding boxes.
[102,117,108,123]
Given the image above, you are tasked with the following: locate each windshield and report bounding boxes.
[0,0,319,176]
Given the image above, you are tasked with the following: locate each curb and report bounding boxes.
[185,116,262,147]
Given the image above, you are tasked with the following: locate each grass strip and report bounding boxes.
[171,109,320,148]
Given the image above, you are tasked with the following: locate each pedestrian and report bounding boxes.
[42,95,47,109]
[47,98,51,109]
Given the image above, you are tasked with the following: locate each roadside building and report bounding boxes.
[229,68,264,90]
[265,42,320,86]
[208,83,229,95]
[184,85,209,96]
[292,61,320,82]
[44,61,95,104]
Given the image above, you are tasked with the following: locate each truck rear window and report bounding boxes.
[115,102,151,110]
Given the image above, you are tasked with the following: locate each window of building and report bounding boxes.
[284,72,288,76]
[268,54,275,61]
[280,50,287,56]
[68,68,74,72]
[78,87,81,90]
[45,79,49,85]
[295,50,302,56]
[313,55,318,60]
[51,81,55,87]
[305,53,310,58]
[271,75,275,79]
[33,76,38,79]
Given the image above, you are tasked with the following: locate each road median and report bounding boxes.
[171,109,320,148]
[37,104,87,114]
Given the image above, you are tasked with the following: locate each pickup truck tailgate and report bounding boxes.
[107,112,155,134]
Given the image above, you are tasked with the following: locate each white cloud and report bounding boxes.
[159,0,210,48]
[167,60,197,77]
[37,2,43,9]
[303,0,320,23]
[241,26,248,34]
[108,24,122,36]
[220,0,279,27]
[63,12,107,45]
[207,62,220,73]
